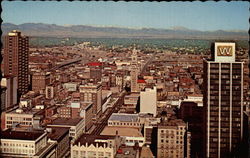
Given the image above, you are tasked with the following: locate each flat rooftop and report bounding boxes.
[75,134,116,146]
[47,127,69,141]
[101,126,143,137]
[115,146,138,158]
[124,93,140,98]
[7,107,42,115]
[49,118,83,126]
[109,113,139,122]
[1,129,44,141]
[158,119,186,128]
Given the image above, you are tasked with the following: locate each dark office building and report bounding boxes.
[178,101,203,157]
[203,42,244,158]
[4,30,29,95]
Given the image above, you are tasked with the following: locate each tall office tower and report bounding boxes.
[4,30,29,95]
[130,48,139,92]
[204,42,244,158]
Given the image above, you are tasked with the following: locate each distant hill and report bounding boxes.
[1,23,248,40]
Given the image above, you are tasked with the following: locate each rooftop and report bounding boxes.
[158,119,186,128]
[48,118,83,126]
[47,127,69,141]
[75,134,116,146]
[87,62,102,67]
[124,93,140,98]
[109,113,139,122]
[101,126,142,137]
[1,129,45,141]
[115,146,139,158]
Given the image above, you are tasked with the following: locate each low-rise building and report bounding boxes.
[47,127,70,158]
[5,107,42,129]
[115,145,140,158]
[63,82,78,92]
[124,93,139,106]
[47,118,85,143]
[0,129,56,158]
[71,134,123,158]
[108,113,142,128]
[101,126,145,147]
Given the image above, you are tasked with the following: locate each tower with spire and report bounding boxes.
[130,46,139,92]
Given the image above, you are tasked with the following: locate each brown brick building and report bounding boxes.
[4,30,29,95]
[32,71,50,92]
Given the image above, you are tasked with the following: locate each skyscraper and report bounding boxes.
[4,30,29,95]
[204,42,244,157]
[130,47,139,92]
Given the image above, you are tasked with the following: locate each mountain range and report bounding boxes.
[1,23,248,40]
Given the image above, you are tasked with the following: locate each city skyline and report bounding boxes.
[2,1,249,31]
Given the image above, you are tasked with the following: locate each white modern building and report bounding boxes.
[140,87,157,117]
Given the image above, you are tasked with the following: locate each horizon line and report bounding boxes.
[3,22,248,33]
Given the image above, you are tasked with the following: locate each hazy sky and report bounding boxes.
[2,1,249,31]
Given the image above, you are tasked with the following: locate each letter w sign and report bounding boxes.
[217,46,233,56]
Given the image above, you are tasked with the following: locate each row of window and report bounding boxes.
[7,117,32,121]
[72,150,111,158]
[1,147,34,154]
[108,121,140,126]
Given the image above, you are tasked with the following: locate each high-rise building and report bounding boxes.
[79,83,102,119]
[204,42,244,157]
[178,101,203,157]
[130,48,139,92]
[4,30,29,95]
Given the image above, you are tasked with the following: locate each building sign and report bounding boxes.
[214,42,235,62]
[217,46,233,56]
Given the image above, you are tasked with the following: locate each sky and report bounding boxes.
[2,1,249,31]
